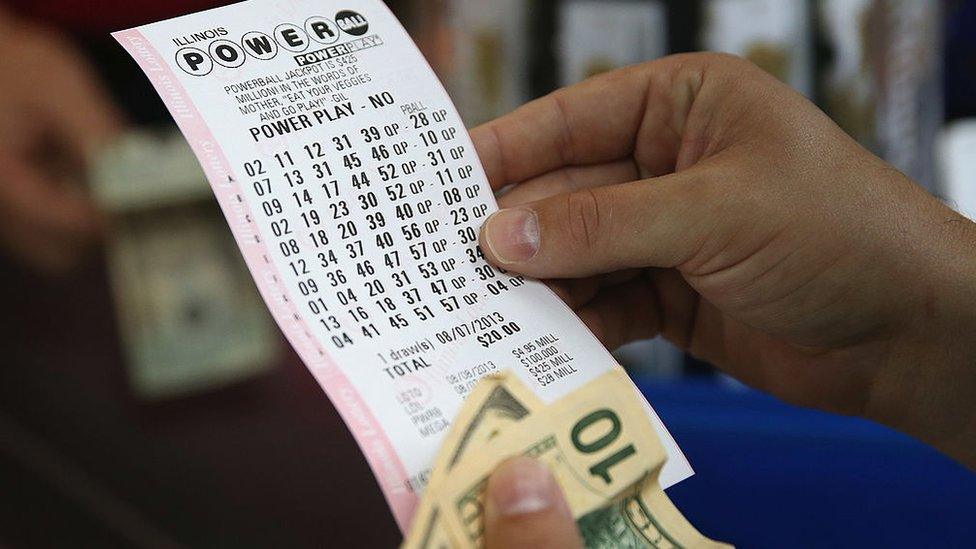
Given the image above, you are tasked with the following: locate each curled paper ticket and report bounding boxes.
[114,0,691,530]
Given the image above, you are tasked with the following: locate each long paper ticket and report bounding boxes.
[113,0,692,531]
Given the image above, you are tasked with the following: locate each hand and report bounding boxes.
[472,53,976,468]
[483,457,581,549]
[0,10,123,274]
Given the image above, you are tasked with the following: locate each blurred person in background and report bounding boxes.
[0,2,225,274]
[0,4,118,273]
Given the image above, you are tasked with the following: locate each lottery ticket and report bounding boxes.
[113,0,692,531]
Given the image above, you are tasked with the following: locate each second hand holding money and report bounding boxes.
[406,370,728,549]
[482,457,581,549]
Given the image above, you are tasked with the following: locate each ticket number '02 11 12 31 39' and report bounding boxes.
[113,0,692,531]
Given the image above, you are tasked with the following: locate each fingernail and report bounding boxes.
[484,208,539,264]
[489,457,557,516]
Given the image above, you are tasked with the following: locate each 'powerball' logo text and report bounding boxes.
[173,10,370,76]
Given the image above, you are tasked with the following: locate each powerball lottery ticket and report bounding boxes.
[113,0,692,531]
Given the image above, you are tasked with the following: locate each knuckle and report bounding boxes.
[564,189,605,251]
[699,51,755,73]
[666,52,766,90]
[548,90,577,166]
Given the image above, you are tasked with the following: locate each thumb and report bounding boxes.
[479,169,721,279]
[484,457,581,549]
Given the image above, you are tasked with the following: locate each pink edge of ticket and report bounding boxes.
[112,0,692,533]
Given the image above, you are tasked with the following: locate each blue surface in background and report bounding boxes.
[636,378,976,548]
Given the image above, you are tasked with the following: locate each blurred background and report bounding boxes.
[0,0,974,547]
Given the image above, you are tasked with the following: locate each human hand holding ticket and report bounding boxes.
[475,53,976,472]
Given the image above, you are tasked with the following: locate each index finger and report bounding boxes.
[470,55,695,191]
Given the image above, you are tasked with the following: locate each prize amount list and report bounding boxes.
[242,90,527,363]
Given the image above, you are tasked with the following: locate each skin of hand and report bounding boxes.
[483,457,581,549]
[472,53,976,470]
[0,10,123,274]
